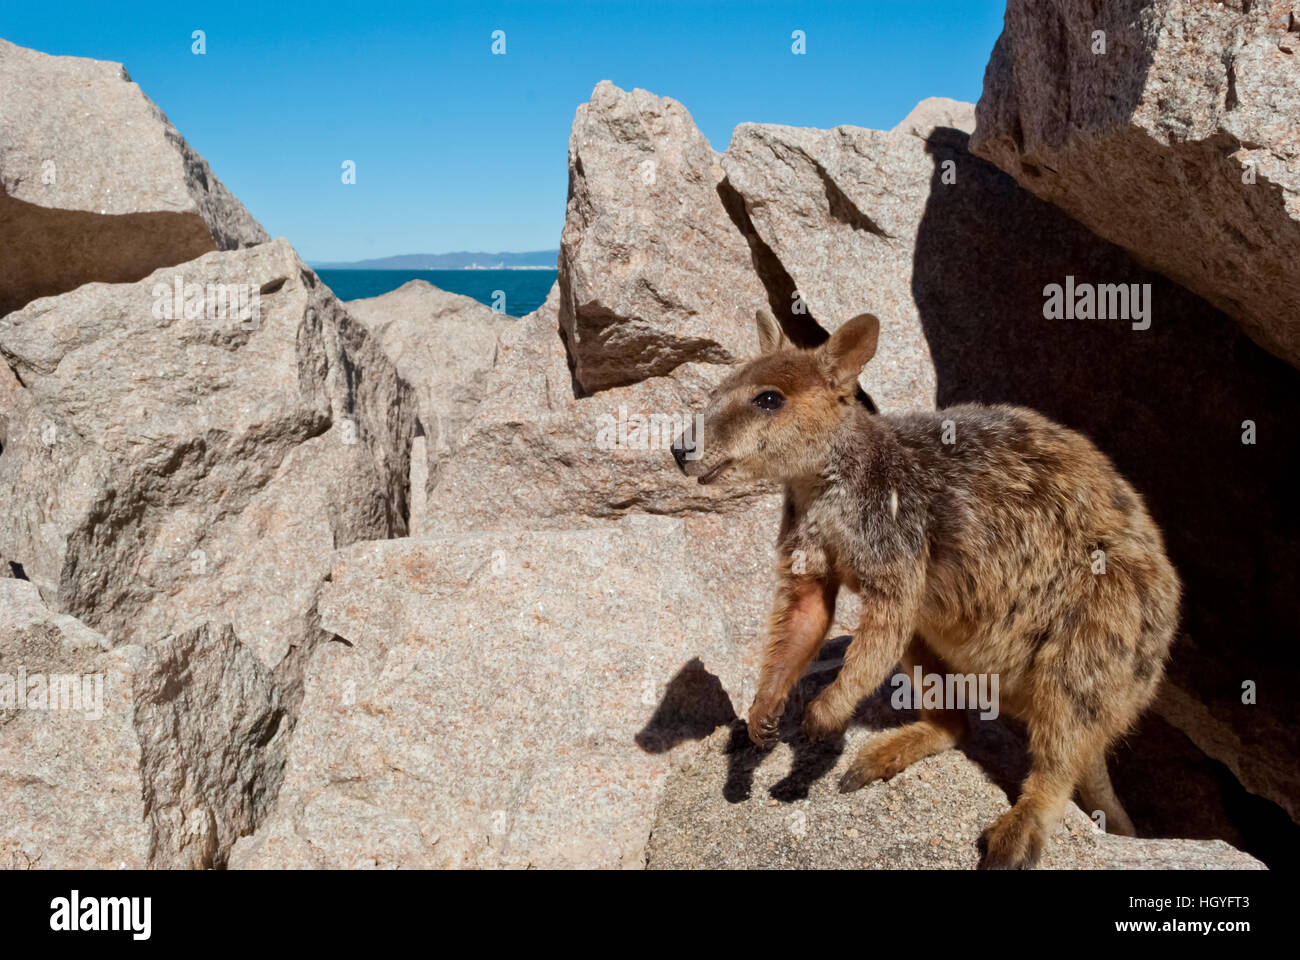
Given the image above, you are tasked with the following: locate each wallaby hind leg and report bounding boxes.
[982,700,1114,869]
[1076,749,1136,837]
[981,752,1079,869]
[837,637,968,793]
[838,709,966,793]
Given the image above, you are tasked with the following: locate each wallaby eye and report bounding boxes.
[751,390,785,411]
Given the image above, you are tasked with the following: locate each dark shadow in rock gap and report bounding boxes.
[911,124,1300,867]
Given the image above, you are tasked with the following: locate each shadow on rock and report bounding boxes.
[721,637,929,804]
[635,657,737,754]
[911,125,1300,866]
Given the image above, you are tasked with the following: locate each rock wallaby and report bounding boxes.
[670,310,1180,869]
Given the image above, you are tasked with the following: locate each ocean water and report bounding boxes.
[316,269,557,318]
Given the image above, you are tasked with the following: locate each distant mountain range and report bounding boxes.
[312,250,558,270]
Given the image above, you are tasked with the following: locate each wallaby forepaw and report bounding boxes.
[746,700,782,749]
[980,807,1045,870]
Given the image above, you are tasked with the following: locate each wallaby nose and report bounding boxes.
[671,437,694,472]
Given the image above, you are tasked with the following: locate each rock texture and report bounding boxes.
[0,579,291,869]
[646,644,1265,869]
[0,239,418,868]
[719,100,973,411]
[344,279,516,456]
[557,81,778,394]
[131,622,290,869]
[0,579,149,869]
[230,520,747,869]
[971,0,1300,368]
[0,39,267,316]
[0,238,417,671]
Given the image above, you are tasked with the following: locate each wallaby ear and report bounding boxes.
[754,308,789,355]
[817,312,880,388]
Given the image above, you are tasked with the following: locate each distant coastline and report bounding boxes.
[312,250,558,271]
[318,265,556,271]
[316,267,556,316]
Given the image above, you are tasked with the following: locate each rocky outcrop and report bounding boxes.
[557,81,778,394]
[0,581,287,869]
[230,519,747,869]
[344,279,515,455]
[971,0,1300,368]
[3,29,1288,871]
[0,39,267,316]
[719,100,974,411]
[0,239,418,868]
[0,238,417,670]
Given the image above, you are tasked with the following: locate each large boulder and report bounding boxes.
[345,279,517,535]
[0,579,149,869]
[719,100,974,411]
[646,640,1265,869]
[0,39,267,317]
[0,238,418,671]
[0,237,417,868]
[344,279,516,455]
[971,0,1300,368]
[557,81,780,394]
[230,519,748,869]
[0,580,285,869]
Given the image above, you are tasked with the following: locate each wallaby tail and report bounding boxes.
[1076,750,1136,837]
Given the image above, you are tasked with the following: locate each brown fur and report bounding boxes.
[671,310,1180,868]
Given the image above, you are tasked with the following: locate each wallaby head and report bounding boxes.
[671,308,880,484]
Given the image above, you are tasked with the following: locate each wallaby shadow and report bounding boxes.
[910,124,1300,865]
[634,657,737,754]
[717,635,1030,807]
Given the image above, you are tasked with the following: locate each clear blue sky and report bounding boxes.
[4,1,1006,261]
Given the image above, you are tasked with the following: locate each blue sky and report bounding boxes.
[4,1,1007,261]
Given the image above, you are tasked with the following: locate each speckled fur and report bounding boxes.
[672,311,1181,868]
